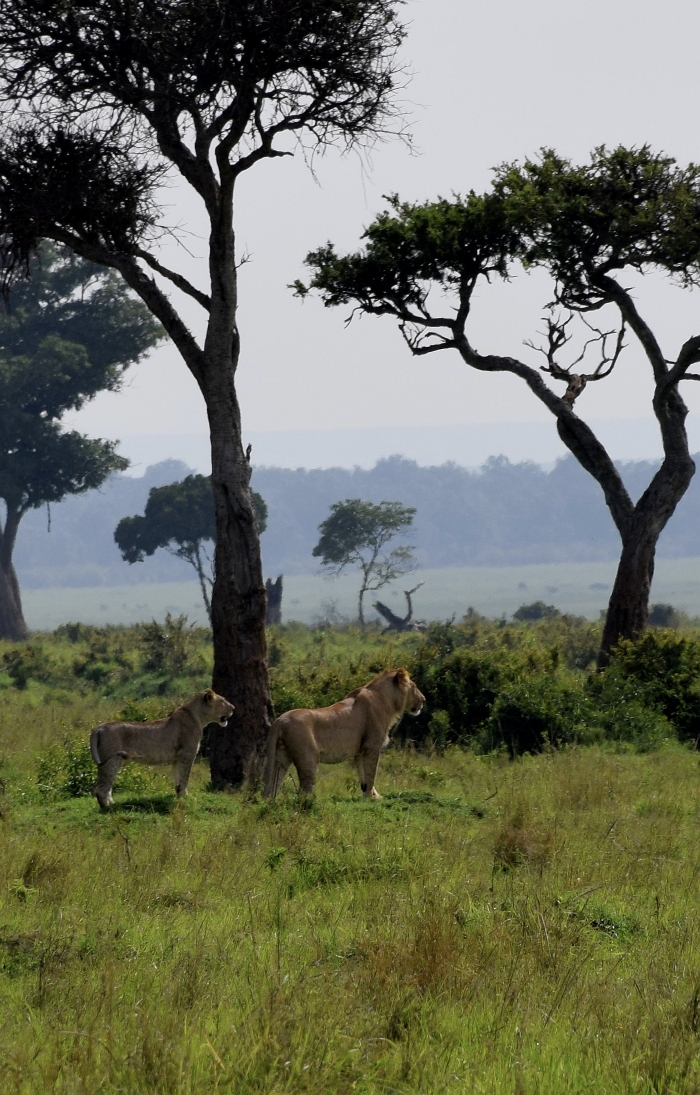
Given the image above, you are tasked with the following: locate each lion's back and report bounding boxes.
[93,717,185,764]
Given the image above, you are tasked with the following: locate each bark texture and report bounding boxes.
[206,380,273,788]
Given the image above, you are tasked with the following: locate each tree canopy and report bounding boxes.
[0,244,161,639]
[299,146,700,659]
[115,474,267,621]
[312,498,416,627]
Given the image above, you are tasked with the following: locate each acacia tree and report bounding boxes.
[312,498,416,628]
[298,146,700,662]
[0,0,406,786]
[0,246,160,640]
[115,473,267,623]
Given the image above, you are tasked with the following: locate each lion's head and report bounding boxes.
[200,688,235,726]
[391,668,425,716]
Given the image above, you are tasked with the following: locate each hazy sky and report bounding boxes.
[66,0,700,466]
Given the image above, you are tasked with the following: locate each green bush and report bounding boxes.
[486,673,593,755]
[35,737,153,798]
[139,614,205,678]
[600,631,700,743]
[3,644,51,689]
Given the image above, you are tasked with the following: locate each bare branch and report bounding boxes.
[134,248,211,311]
[526,312,626,407]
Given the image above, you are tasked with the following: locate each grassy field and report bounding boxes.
[2,620,700,1091]
[2,703,700,1092]
[20,555,700,629]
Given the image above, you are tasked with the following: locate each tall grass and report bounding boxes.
[2,715,700,1090]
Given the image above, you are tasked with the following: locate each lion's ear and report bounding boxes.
[394,669,408,686]
[204,689,215,704]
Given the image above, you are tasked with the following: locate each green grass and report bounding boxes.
[20,555,700,629]
[2,619,700,1091]
[2,680,700,1092]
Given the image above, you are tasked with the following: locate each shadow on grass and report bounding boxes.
[109,794,175,815]
[327,788,488,816]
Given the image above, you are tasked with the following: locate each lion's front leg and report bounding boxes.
[172,751,196,797]
[359,750,382,800]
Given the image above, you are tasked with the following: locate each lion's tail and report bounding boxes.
[263,720,282,798]
[90,726,103,767]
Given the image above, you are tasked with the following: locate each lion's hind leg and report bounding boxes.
[95,753,126,811]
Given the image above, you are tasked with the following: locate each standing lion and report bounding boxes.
[90,689,234,810]
[263,668,425,800]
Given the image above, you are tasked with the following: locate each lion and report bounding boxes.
[263,668,425,800]
[90,689,234,810]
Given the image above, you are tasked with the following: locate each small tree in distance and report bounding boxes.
[115,475,267,624]
[312,499,416,629]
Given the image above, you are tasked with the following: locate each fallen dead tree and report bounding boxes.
[373,582,427,632]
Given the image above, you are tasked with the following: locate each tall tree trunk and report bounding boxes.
[201,209,273,789]
[0,506,29,641]
[206,386,273,787]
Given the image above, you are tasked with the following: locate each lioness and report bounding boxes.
[263,668,425,800]
[90,689,234,810]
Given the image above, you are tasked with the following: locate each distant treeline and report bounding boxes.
[14,453,700,589]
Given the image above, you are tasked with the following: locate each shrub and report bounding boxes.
[2,644,51,689]
[35,737,153,798]
[139,614,203,678]
[601,631,700,743]
[486,673,593,755]
[513,601,561,622]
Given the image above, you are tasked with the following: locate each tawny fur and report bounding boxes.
[90,689,234,810]
[263,668,425,800]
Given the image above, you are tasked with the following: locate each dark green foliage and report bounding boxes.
[2,644,50,689]
[597,630,700,743]
[0,615,698,756]
[0,244,160,513]
[513,601,561,622]
[0,619,212,699]
[648,603,681,628]
[115,475,267,621]
[115,476,267,565]
[497,146,700,305]
[296,191,515,314]
[313,498,414,567]
[139,614,205,679]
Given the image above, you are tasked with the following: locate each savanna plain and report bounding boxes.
[2,615,700,1093]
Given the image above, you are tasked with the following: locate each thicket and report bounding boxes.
[1,610,698,780]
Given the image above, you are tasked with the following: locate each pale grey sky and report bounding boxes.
[65,0,700,471]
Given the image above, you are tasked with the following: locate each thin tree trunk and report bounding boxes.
[358,582,366,630]
[192,543,212,625]
[265,576,283,626]
[0,506,29,641]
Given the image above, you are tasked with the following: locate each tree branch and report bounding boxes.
[133,248,211,311]
[450,331,635,537]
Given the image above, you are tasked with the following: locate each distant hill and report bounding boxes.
[14,454,700,589]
